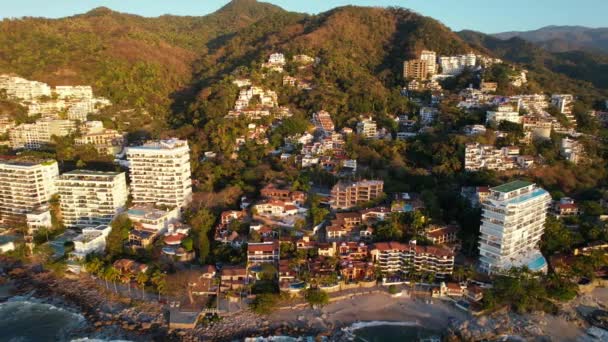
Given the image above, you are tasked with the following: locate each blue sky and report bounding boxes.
[2,0,606,33]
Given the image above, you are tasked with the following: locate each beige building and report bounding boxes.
[330,180,384,210]
[370,241,454,278]
[403,59,429,80]
[9,118,76,149]
[75,121,125,155]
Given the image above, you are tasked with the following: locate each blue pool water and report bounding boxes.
[527,255,547,271]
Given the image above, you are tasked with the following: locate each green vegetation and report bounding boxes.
[304,288,330,307]
[482,268,577,314]
[105,214,132,259]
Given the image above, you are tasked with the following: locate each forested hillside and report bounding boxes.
[0,0,606,130]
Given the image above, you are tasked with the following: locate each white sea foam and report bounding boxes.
[343,320,420,332]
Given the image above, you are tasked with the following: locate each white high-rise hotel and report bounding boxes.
[0,158,59,223]
[478,181,551,274]
[127,138,192,209]
[55,170,128,228]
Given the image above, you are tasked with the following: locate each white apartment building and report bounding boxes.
[0,158,59,224]
[127,205,180,234]
[267,53,286,66]
[560,137,584,164]
[551,94,576,125]
[54,86,93,100]
[486,105,521,125]
[26,207,52,234]
[513,94,548,115]
[56,170,128,228]
[0,75,52,101]
[356,117,377,138]
[127,138,193,208]
[439,53,477,75]
[465,143,519,171]
[419,50,437,76]
[478,181,551,274]
[27,100,67,117]
[71,225,111,260]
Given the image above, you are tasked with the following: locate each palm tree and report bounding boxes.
[121,273,132,296]
[151,270,167,302]
[105,267,120,293]
[454,266,465,282]
[85,258,103,276]
[136,272,148,300]
[101,266,110,290]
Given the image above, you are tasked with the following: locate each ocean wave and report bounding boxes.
[244,337,316,342]
[70,339,133,342]
[343,320,421,332]
[0,299,86,322]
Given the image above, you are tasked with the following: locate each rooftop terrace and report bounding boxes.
[492,180,533,194]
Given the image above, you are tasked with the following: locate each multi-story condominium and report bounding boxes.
[0,75,52,100]
[55,170,128,228]
[247,240,280,265]
[71,225,111,260]
[551,94,576,125]
[521,116,553,140]
[419,50,437,76]
[312,110,335,135]
[330,180,384,210]
[513,94,549,115]
[403,59,429,80]
[370,241,455,278]
[356,117,378,138]
[486,105,521,125]
[0,158,59,224]
[75,121,125,155]
[127,138,192,208]
[560,137,585,164]
[464,143,520,171]
[439,53,476,75]
[478,181,551,274]
[9,118,76,149]
[27,100,67,117]
[54,86,93,100]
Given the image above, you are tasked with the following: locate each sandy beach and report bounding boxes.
[267,292,469,333]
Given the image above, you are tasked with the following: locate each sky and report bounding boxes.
[1,0,607,33]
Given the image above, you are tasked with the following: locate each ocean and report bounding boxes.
[0,297,130,342]
[244,322,441,342]
[346,321,441,342]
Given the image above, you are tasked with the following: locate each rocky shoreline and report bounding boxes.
[1,263,171,341]
[2,260,607,341]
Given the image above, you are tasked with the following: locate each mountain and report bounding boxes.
[0,0,287,121]
[459,30,608,98]
[0,0,606,131]
[493,26,608,54]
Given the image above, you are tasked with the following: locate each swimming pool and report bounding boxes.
[527,254,547,271]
